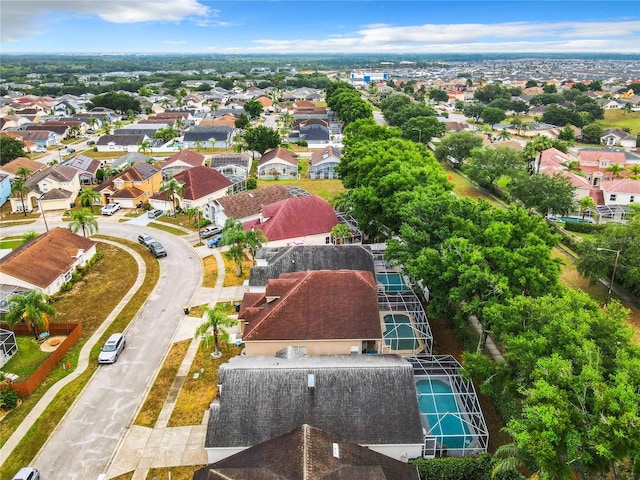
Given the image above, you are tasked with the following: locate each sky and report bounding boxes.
[1,0,639,55]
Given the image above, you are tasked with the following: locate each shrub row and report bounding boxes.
[562,221,607,233]
[411,454,525,480]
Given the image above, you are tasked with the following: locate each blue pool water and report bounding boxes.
[376,272,406,292]
[416,379,473,450]
[383,314,420,350]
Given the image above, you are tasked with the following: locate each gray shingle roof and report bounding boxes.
[249,245,375,287]
[205,354,423,449]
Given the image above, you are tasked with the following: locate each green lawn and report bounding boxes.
[2,336,51,379]
[597,110,640,135]
[0,239,23,249]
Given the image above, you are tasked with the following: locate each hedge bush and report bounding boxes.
[0,388,19,409]
[411,454,525,480]
[562,221,607,233]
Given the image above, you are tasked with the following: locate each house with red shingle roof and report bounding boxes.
[160,149,205,179]
[257,147,298,180]
[239,270,383,356]
[245,195,339,246]
[149,165,232,213]
[0,228,97,295]
[601,178,640,206]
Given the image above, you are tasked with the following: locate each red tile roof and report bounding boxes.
[579,150,626,164]
[253,196,339,241]
[173,165,232,200]
[601,178,640,194]
[240,270,381,341]
[0,228,96,289]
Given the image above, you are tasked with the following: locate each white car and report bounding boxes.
[101,203,121,215]
[98,333,126,364]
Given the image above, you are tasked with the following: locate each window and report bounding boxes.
[630,196,635,203]
[609,194,617,201]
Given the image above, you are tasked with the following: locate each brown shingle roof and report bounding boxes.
[258,147,298,167]
[241,270,381,341]
[217,185,291,220]
[196,424,419,480]
[0,157,45,176]
[162,149,205,169]
[0,228,96,289]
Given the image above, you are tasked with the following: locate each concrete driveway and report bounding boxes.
[1,220,202,480]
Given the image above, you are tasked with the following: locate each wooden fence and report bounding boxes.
[0,322,82,397]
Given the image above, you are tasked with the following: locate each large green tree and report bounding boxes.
[401,116,446,144]
[481,106,507,128]
[434,130,484,168]
[87,91,141,113]
[220,218,267,276]
[510,172,576,216]
[5,289,56,340]
[243,99,264,119]
[464,146,527,189]
[0,136,27,165]
[244,125,281,156]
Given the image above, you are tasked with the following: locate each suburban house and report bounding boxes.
[239,270,382,356]
[160,149,205,179]
[600,128,637,148]
[209,153,252,181]
[96,134,149,153]
[9,164,80,213]
[96,162,162,207]
[183,125,234,149]
[111,152,153,171]
[248,244,375,293]
[194,423,420,480]
[0,227,97,296]
[257,147,299,180]
[308,145,341,179]
[244,195,340,246]
[578,149,628,187]
[208,184,292,226]
[62,154,103,185]
[149,165,232,212]
[601,178,639,207]
[0,157,45,180]
[13,130,61,148]
[204,354,424,463]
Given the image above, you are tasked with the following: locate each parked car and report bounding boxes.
[200,225,222,238]
[68,147,76,153]
[12,468,40,480]
[101,203,121,215]
[137,233,155,247]
[147,209,163,219]
[98,333,126,364]
[87,140,96,146]
[148,241,167,258]
[34,147,47,153]
[207,234,223,248]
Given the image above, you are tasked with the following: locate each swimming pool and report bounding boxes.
[376,272,407,292]
[383,314,421,351]
[416,378,473,450]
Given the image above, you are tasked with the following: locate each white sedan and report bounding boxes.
[100,203,121,216]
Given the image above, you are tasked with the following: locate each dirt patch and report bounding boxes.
[39,336,67,353]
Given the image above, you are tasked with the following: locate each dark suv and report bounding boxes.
[148,241,167,258]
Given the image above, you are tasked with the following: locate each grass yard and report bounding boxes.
[167,343,241,426]
[202,255,218,288]
[0,238,160,479]
[598,110,640,135]
[133,339,191,428]
[256,177,345,201]
[148,222,189,236]
[221,255,251,287]
[0,238,23,249]
[1,337,51,379]
[145,466,203,480]
[443,164,502,206]
[154,212,200,231]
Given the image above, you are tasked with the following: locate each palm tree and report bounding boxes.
[69,208,98,237]
[579,196,597,220]
[194,140,203,152]
[330,224,352,244]
[220,218,265,276]
[605,163,623,179]
[15,166,32,181]
[11,177,30,217]
[564,160,580,172]
[496,130,511,142]
[88,117,100,131]
[185,206,200,224]
[5,289,56,340]
[627,164,640,178]
[78,188,100,212]
[160,177,184,211]
[137,140,151,156]
[194,305,238,358]
[113,120,124,130]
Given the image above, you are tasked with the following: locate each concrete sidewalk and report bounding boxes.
[0,240,147,466]
[106,246,247,479]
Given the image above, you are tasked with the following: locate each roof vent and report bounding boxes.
[308,373,315,389]
[332,443,340,458]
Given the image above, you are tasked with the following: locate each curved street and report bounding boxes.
[1,216,203,480]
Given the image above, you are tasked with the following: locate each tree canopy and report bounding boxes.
[87,91,141,113]
[0,136,27,165]
[244,125,281,155]
[433,130,484,167]
[242,99,264,119]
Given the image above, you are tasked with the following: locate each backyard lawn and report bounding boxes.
[598,110,640,135]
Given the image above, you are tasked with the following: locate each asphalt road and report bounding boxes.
[2,219,202,479]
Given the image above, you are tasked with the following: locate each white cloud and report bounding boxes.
[220,20,639,54]
[1,0,210,42]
